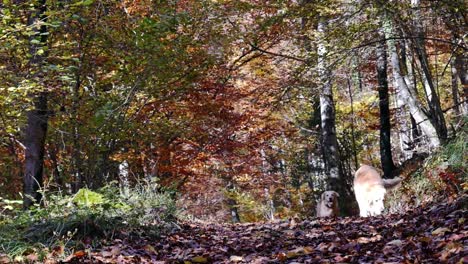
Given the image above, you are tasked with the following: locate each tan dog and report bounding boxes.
[316,191,340,217]
[354,165,401,217]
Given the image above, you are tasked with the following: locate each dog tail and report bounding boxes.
[382,177,402,189]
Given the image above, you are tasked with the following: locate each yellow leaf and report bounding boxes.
[144,245,157,254]
[191,256,208,263]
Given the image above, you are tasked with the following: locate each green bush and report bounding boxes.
[0,179,179,262]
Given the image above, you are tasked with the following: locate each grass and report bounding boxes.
[386,123,467,213]
[0,179,179,262]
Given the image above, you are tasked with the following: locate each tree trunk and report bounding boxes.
[71,73,84,193]
[454,53,468,114]
[23,94,48,208]
[226,181,240,223]
[346,79,358,170]
[48,143,62,188]
[376,29,396,178]
[397,35,415,158]
[410,0,447,141]
[383,17,440,149]
[434,1,468,113]
[410,115,421,144]
[23,0,49,209]
[451,59,461,118]
[317,20,356,215]
[317,21,341,188]
[264,187,275,221]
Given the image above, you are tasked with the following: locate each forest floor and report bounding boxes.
[66,195,467,264]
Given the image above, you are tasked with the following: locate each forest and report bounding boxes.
[0,0,466,263]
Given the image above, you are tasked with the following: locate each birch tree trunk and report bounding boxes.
[383,17,441,149]
[317,20,358,215]
[23,0,49,209]
[317,20,342,189]
[410,0,448,141]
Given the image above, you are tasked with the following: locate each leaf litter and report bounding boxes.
[3,195,466,263]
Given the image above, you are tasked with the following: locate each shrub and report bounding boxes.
[0,179,178,262]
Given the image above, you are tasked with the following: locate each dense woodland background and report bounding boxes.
[0,0,466,223]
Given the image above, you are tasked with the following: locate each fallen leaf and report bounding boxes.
[286,250,299,259]
[383,239,404,255]
[432,227,450,236]
[0,256,9,264]
[191,256,208,263]
[419,236,432,243]
[229,255,243,262]
[276,252,287,261]
[387,239,403,246]
[144,244,157,254]
[26,253,38,262]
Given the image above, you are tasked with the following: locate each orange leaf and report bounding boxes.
[74,250,87,258]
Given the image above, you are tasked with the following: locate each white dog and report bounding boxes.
[316,191,340,217]
[354,165,401,217]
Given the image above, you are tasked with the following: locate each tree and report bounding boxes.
[316,20,342,193]
[409,0,447,142]
[375,26,396,178]
[381,12,441,149]
[23,0,49,208]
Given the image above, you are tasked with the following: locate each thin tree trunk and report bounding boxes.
[432,0,467,113]
[376,29,396,178]
[410,115,421,144]
[71,72,83,193]
[260,148,276,220]
[264,187,275,221]
[454,53,468,114]
[23,94,48,208]
[23,0,49,209]
[346,79,358,170]
[48,143,62,188]
[226,181,240,223]
[451,59,461,118]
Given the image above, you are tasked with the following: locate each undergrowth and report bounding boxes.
[0,179,179,263]
[386,123,467,214]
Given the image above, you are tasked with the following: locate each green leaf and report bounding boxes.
[72,189,104,207]
[73,0,94,6]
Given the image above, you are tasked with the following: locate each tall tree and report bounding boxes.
[409,0,447,142]
[381,12,441,149]
[432,0,468,113]
[316,19,343,200]
[375,27,396,178]
[23,0,49,208]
